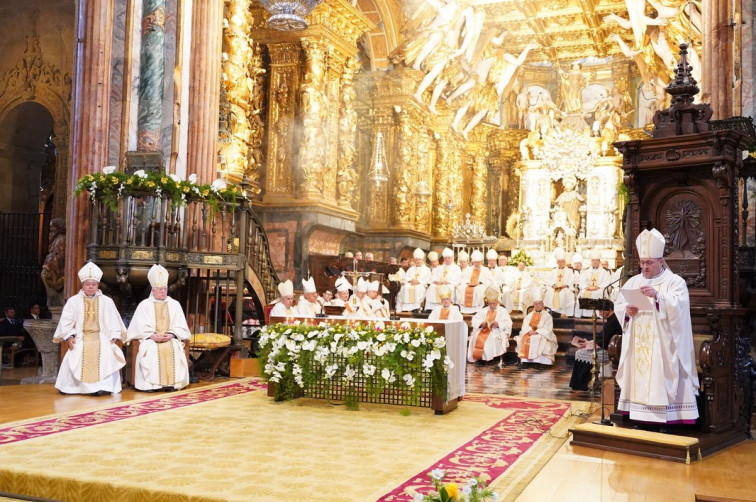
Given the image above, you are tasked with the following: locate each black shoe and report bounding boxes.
[91,390,110,396]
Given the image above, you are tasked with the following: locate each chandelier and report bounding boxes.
[258,0,322,31]
[368,132,388,185]
[535,128,597,181]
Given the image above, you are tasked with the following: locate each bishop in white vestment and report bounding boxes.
[428,285,463,321]
[544,248,576,317]
[578,249,611,317]
[54,262,126,395]
[269,280,296,318]
[515,294,557,365]
[426,248,462,310]
[296,277,323,317]
[614,229,699,424]
[456,250,492,314]
[468,287,513,364]
[396,248,432,312]
[126,265,191,391]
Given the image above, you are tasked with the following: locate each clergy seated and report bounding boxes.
[467,287,513,365]
[544,248,577,317]
[269,280,296,318]
[428,286,463,321]
[456,251,491,314]
[425,248,462,310]
[126,265,192,391]
[508,262,534,312]
[577,251,611,317]
[514,298,557,366]
[396,248,431,312]
[295,278,323,317]
[569,309,621,391]
[345,278,374,318]
[53,262,126,395]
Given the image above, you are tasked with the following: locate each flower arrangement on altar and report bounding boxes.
[258,320,452,409]
[73,166,244,211]
[414,469,498,502]
[508,249,534,267]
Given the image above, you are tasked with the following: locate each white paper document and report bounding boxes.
[619,288,654,311]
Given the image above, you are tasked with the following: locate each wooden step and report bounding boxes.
[570,422,701,464]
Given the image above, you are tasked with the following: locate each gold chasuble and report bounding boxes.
[473,309,498,360]
[80,297,101,383]
[409,270,420,304]
[553,270,564,309]
[154,302,177,387]
[464,269,481,307]
[518,311,541,358]
[439,307,451,320]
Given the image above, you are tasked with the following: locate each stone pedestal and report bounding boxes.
[21,308,61,384]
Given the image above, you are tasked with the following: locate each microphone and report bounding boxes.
[602,271,633,294]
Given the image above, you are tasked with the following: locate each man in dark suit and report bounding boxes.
[569,309,622,391]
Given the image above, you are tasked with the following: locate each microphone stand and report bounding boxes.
[592,272,629,426]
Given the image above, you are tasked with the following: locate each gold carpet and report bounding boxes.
[0,379,588,502]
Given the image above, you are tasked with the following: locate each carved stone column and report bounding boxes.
[336,57,359,210]
[137,0,166,151]
[263,42,300,201]
[186,0,223,184]
[702,0,733,119]
[65,0,116,296]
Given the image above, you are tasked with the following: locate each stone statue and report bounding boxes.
[41,218,65,307]
[554,175,584,233]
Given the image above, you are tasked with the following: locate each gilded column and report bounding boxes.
[137,0,166,151]
[65,0,116,296]
[248,43,266,197]
[264,43,300,200]
[433,135,451,238]
[298,37,328,198]
[702,0,732,119]
[413,130,433,232]
[187,0,223,184]
[470,149,488,227]
[220,0,256,185]
[393,108,413,228]
[336,57,359,210]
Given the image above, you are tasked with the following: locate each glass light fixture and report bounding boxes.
[258,0,323,31]
[368,132,388,185]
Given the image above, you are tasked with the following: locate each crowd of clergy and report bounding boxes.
[268,246,624,369]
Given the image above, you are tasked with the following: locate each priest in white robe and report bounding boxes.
[347,277,374,318]
[492,255,515,312]
[126,264,191,391]
[331,277,351,308]
[396,248,432,312]
[269,280,296,318]
[545,247,576,317]
[457,250,492,314]
[614,228,699,424]
[508,261,533,312]
[366,281,389,319]
[428,285,463,321]
[578,249,611,317]
[485,248,499,271]
[53,262,126,395]
[468,287,513,364]
[515,292,557,366]
[296,277,323,317]
[426,247,462,310]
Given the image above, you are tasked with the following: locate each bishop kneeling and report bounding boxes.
[428,285,462,321]
[467,287,512,365]
[515,292,557,366]
[126,264,191,391]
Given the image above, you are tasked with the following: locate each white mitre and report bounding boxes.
[532,288,545,302]
[553,247,566,261]
[636,228,665,259]
[572,253,583,264]
[458,250,469,263]
[412,248,425,260]
[335,277,351,292]
[356,277,368,293]
[427,251,439,262]
[302,277,317,294]
[77,262,103,283]
[590,248,602,260]
[442,247,454,258]
[147,264,169,288]
[367,280,380,292]
[471,249,484,263]
[486,248,498,261]
[278,280,293,297]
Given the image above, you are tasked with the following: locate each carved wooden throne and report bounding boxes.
[612,44,752,454]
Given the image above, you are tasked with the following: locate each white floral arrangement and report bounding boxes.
[259,320,453,408]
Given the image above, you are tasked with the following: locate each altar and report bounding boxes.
[267,315,467,414]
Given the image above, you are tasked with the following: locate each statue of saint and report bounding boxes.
[559,62,586,114]
[41,218,66,307]
[554,175,584,233]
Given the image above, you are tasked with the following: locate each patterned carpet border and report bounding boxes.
[379,394,581,501]
[0,379,267,445]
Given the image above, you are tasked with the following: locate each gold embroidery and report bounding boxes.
[154,302,175,386]
[80,297,101,384]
